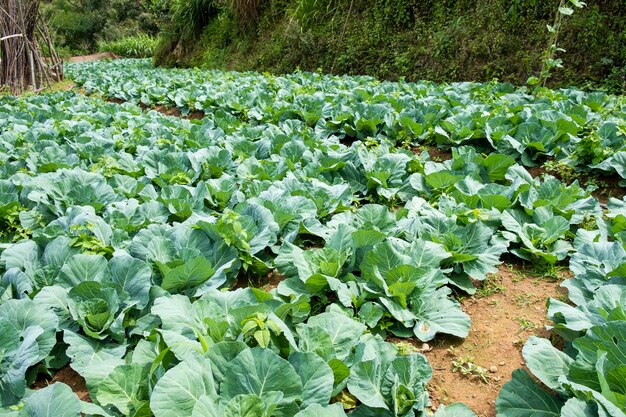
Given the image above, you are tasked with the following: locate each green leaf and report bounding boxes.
[59,254,108,287]
[305,313,366,360]
[95,364,149,416]
[358,302,385,328]
[294,403,347,417]
[572,322,626,368]
[522,336,573,392]
[559,398,596,417]
[151,357,217,417]
[67,281,122,339]
[207,341,247,385]
[289,352,334,408]
[410,287,470,341]
[0,299,58,406]
[109,255,152,309]
[19,383,80,417]
[496,369,564,417]
[223,395,266,417]
[347,359,388,409]
[434,403,478,417]
[221,347,302,404]
[484,154,516,182]
[160,257,215,292]
[63,330,126,396]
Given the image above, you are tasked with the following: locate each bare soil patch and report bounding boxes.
[33,366,90,402]
[412,145,453,161]
[421,264,567,417]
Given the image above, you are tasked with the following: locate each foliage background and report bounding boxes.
[41,0,167,56]
[153,0,626,92]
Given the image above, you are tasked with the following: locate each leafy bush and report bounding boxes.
[42,0,163,55]
[98,34,158,58]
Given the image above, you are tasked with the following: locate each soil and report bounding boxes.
[260,270,285,292]
[420,264,567,417]
[33,366,90,402]
[413,145,453,161]
[231,270,285,292]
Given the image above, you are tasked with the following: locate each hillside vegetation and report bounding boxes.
[153,0,625,93]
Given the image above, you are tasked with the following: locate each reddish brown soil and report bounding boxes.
[418,264,567,417]
[413,145,453,161]
[33,366,90,402]
[260,270,285,292]
[233,270,285,292]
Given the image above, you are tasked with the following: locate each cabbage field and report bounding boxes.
[0,59,625,417]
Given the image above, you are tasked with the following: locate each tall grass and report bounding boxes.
[98,34,158,58]
[170,0,219,40]
[290,0,341,29]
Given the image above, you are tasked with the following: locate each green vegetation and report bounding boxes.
[2,59,626,416]
[67,59,626,181]
[41,0,166,56]
[153,0,625,92]
[451,356,490,384]
[98,34,158,58]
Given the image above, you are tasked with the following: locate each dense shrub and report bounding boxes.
[42,0,165,55]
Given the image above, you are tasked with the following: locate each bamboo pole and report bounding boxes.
[28,50,36,90]
[0,0,62,94]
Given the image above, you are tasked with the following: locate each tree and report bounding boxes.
[0,0,62,94]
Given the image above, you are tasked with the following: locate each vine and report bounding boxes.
[528,0,586,87]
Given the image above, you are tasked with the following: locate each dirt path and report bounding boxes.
[423,263,567,416]
[68,52,120,63]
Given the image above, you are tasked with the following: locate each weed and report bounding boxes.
[555,292,570,303]
[533,263,566,282]
[580,214,598,231]
[513,337,527,347]
[476,275,505,298]
[584,176,609,193]
[514,293,539,307]
[447,346,460,357]
[544,160,579,183]
[515,317,539,334]
[395,341,418,355]
[452,356,490,384]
